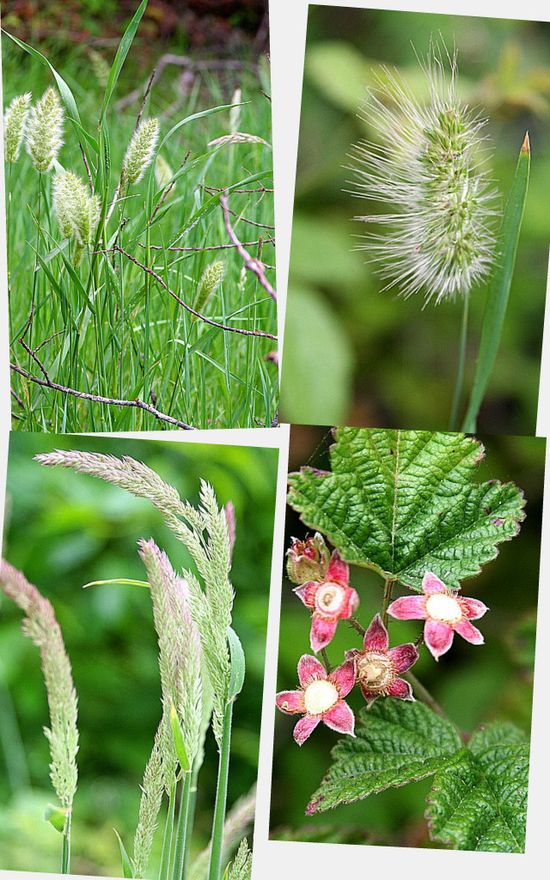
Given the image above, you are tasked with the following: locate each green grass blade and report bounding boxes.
[99,0,148,121]
[462,133,531,433]
[113,829,134,879]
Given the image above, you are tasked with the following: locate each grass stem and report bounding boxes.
[171,772,193,880]
[207,701,234,880]
[448,292,469,431]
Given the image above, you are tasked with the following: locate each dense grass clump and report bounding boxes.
[4,28,277,431]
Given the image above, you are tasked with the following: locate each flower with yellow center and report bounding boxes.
[347,614,418,706]
[276,654,356,745]
[387,571,488,660]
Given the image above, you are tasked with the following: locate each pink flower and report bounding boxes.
[387,571,488,661]
[346,613,418,706]
[276,655,356,745]
[294,551,360,652]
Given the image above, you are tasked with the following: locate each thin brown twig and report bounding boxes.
[222,205,275,231]
[10,363,194,430]
[220,193,277,302]
[100,245,277,340]
[145,238,274,253]
[10,388,24,408]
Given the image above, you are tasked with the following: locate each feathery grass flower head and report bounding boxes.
[346,613,418,705]
[351,46,498,304]
[388,571,488,660]
[0,560,78,816]
[276,655,356,745]
[26,87,64,173]
[122,117,160,187]
[4,92,32,163]
[194,261,225,314]
[155,153,174,191]
[53,170,100,247]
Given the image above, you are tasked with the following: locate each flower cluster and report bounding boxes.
[276,535,489,745]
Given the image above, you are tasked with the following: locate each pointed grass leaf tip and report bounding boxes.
[122,117,160,187]
[351,45,499,305]
[26,87,64,173]
[4,92,32,163]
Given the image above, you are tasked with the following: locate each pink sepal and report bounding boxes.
[459,597,488,620]
[387,678,414,700]
[388,642,419,674]
[422,572,447,595]
[329,659,356,698]
[293,714,320,746]
[310,615,338,652]
[323,701,355,736]
[387,595,427,620]
[454,618,485,645]
[293,581,317,608]
[297,654,326,687]
[363,613,389,651]
[326,551,349,586]
[424,619,454,660]
[275,690,305,714]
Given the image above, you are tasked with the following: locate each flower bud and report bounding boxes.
[4,93,31,163]
[286,533,330,584]
[26,87,64,173]
[122,117,160,187]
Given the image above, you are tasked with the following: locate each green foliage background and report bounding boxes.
[280,6,550,436]
[0,433,277,874]
[270,425,543,849]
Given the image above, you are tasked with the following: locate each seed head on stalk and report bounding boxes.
[26,87,64,173]
[121,117,160,188]
[4,93,32,163]
[0,560,78,820]
[53,170,100,248]
[350,46,498,305]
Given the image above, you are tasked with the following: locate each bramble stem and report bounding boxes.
[381,577,396,628]
[348,616,366,637]
[404,671,448,720]
[448,292,469,431]
[171,772,193,880]
[320,648,332,672]
[207,701,234,880]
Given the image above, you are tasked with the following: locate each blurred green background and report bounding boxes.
[270,425,544,848]
[0,433,277,874]
[281,6,550,436]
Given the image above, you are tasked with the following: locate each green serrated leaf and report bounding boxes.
[427,721,529,852]
[227,627,246,701]
[306,700,462,815]
[288,428,525,589]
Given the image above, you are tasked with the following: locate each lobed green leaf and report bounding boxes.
[288,427,525,589]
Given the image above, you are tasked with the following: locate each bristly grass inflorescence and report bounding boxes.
[4,92,31,163]
[0,561,79,818]
[121,116,160,188]
[26,86,64,173]
[53,170,100,260]
[351,46,498,305]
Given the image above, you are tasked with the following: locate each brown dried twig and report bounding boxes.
[220,192,277,302]
[101,245,277,340]
[146,238,274,253]
[11,363,194,431]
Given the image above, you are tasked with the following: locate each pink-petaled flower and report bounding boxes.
[346,613,418,706]
[294,551,360,652]
[276,655,356,745]
[387,571,488,660]
[286,532,330,585]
